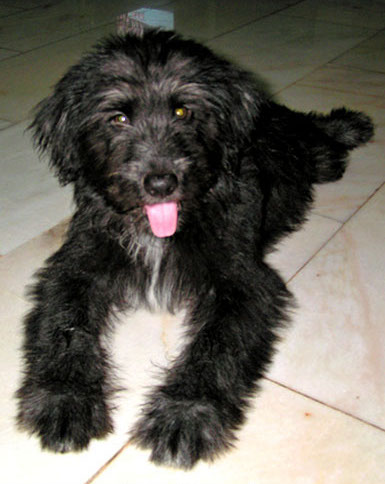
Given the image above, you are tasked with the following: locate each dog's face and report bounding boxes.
[32,30,262,238]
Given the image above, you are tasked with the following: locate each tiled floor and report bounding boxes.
[0,1,384,483]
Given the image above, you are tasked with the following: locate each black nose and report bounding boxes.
[144,173,178,198]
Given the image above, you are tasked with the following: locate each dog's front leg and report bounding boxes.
[16,234,128,452]
[131,264,291,469]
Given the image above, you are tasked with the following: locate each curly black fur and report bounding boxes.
[16,27,374,469]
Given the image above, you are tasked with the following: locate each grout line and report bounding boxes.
[0,46,21,53]
[296,83,385,100]
[0,0,178,62]
[311,211,344,223]
[299,61,385,77]
[84,438,135,484]
[322,62,385,76]
[323,27,384,65]
[286,182,384,284]
[84,367,385,484]
[206,0,306,43]
[0,0,176,62]
[209,4,381,48]
[0,20,115,64]
[281,12,380,31]
[337,181,384,227]
[265,377,385,433]
[274,28,384,97]
[286,223,343,284]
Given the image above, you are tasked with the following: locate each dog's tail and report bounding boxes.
[315,107,374,149]
[311,108,374,183]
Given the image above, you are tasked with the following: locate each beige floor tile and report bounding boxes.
[267,213,342,282]
[284,0,385,29]
[0,48,18,61]
[0,23,115,122]
[0,291,26,421]
[0,1,167,52]
[277,79,385,121]
[269,184,385,428]
[0,121,72,254]
[0,5,22,16]
[0,219,68,297]
[332,30,385,73]
[0,10,17,18]
[88,380,385,484]
[299,64,385,99]
[0,5,93,52]
[0,119,13,129]
[165,0,300,42]
[208,14,373,92]
[0,0,47,8]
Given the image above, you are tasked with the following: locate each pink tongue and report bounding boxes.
[144,202,178,238]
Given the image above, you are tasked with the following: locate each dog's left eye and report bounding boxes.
[174,107,191,121]
[112,113,130,126]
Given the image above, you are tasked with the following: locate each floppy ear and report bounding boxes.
[30,83,82,185]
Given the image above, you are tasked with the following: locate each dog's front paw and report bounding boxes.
[16,383,113,452]
[131,392,236,469]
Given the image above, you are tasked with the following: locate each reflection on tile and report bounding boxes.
[0,6,91,52]
[269,185,385,428]
[284,0,385,29]
[0,121,72,253]
[0,1,176,52]
[168,0,300,42]
[332,30,385,73]
[0,23,115,122]
[0,5,22,17]
[267,213,341,282]
[0,122,60,206]
[0,220,68,298]
[0,0,125,52]
[208,14,372,92]
[89,380,385,484]
[0,202,69,255]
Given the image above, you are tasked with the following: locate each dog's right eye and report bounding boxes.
[111,114,130,126]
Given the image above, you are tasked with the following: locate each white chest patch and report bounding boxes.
[128,233,170,311]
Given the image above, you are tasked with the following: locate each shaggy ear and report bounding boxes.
[30,88,82,185]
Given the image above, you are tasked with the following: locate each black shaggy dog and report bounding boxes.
[17,25,373,469]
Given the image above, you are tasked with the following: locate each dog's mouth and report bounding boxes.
[144,201,179,238]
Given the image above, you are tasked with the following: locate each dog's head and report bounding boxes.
[31,28,263,238]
